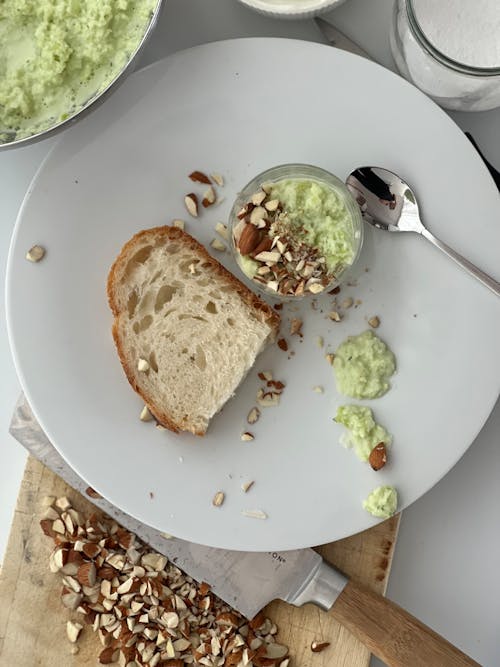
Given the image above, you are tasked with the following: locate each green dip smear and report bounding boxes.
[0,0,156,140]
[333,330,396,399]
[268,179,356,272]
[363,485,398,519]
[335,405,391,462]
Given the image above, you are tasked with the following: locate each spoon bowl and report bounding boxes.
[346,166,500,296]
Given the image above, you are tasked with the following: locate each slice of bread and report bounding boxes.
[107,226,280,435]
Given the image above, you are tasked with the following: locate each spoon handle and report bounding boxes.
[421,228,500,297]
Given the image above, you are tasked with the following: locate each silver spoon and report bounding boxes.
[346,166,500,297]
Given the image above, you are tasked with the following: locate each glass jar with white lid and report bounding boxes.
[390,0,500,111]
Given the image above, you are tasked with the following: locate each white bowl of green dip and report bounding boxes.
[230,163,363,299]
[0,0,164,150]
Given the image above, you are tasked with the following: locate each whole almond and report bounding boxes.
[237,223,261,255]
[369,442,387,471]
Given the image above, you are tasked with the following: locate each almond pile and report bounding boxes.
[233,186,332,297]
[40,497,289,667]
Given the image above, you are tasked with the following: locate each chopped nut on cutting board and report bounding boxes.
[0,455,400,667]
[39,496,288,667]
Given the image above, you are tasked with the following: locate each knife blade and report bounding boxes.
[9,394,347,619]
[314,17,373,60]
[10,395,480,665]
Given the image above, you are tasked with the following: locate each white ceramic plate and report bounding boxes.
[7,39,500,551]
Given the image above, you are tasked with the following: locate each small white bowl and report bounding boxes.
[237,0,348,20]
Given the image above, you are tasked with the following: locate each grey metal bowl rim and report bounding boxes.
[0,0,166,152]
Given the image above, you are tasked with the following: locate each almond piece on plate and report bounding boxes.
[369,442,387,471]
[241,509,267,520]
[184,193,199,217]
[210,238,226,252]
[189,170,211,184]
[202,186,216,208]
[277,338,288,352]
[212,491,225,507]
[211,173,224,187]
[140,405,153,422]
[368,315,380,328]
[247,407,260,424]
[215,222,229,240]
[26,245,45,262]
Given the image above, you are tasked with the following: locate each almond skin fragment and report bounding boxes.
[189,170,211,184]
[311,641,331,652]
[277,338,288,352]
[85,487,102,499]
[369,442,387,471]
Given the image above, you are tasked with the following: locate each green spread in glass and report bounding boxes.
[268,178,356,273]
[363,485,398,519]
[0,0,156,140]
[335,405,391,462]
[333,330,396,399]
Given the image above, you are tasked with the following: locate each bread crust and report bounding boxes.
[107,226,280,435]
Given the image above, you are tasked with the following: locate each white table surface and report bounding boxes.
[1,1,498,665]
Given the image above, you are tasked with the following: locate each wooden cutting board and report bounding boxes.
[0,457,400,666]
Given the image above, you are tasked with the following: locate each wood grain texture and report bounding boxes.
[331,581,480,667]
[0,457,400,666]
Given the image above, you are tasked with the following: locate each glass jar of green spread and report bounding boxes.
[230,164,363,299]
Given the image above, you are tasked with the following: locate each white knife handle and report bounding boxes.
[286,559,348,611]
